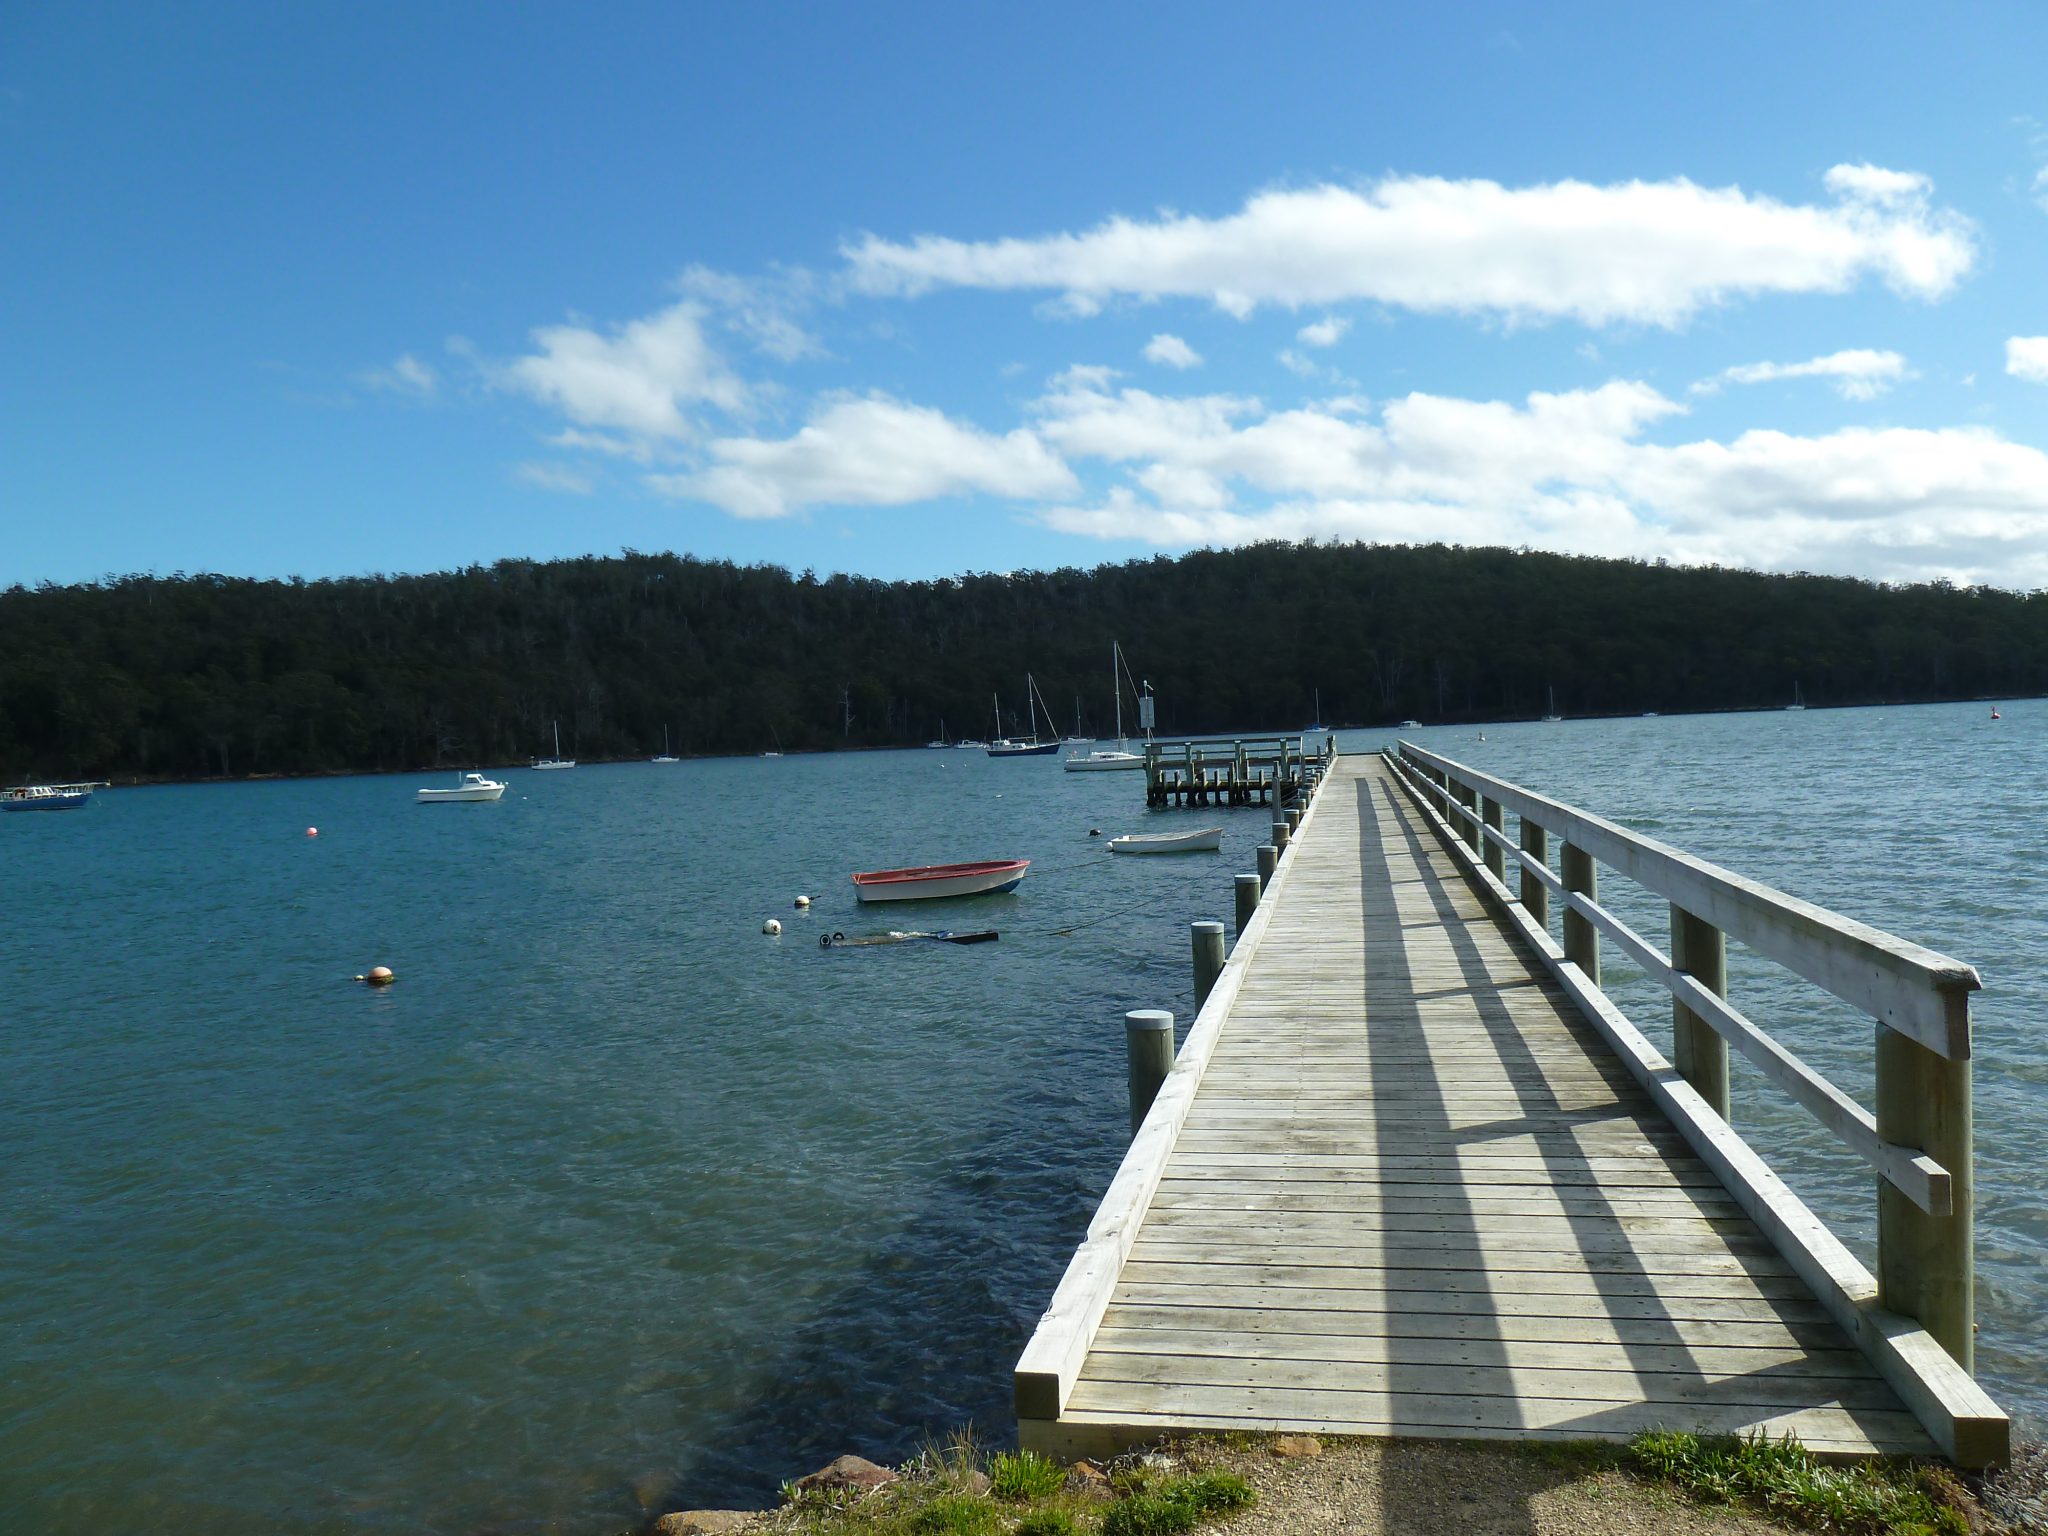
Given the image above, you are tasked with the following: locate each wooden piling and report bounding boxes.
[1877,1021,1974,1371]
[1125,1009,1175,1134]
[1191,921,1226,1009]
[1670,906,1731,1121]
[1561,841,1599,985]
[1234,873,1260,938]
[1256,843,1278,890]
[1520,817,1549,930]
[1271,818,1290,851]
[1456,782,1481,855]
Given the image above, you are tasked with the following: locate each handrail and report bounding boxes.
[1393,741,1977,1057]
[1383,741,1985,1409]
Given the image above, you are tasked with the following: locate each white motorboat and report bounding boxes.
[1065,748,1145,771]
[2,780,105,812]
[417,772,507,803]
[1107,825,1222,854]
[531,720,575,769]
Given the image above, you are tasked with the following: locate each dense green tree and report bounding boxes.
[3,543,2045,781]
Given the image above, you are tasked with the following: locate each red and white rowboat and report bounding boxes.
[851,859,1029,902]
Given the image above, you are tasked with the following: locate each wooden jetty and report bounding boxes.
[1017,743,2008,1466]
[1144,735,1334,808]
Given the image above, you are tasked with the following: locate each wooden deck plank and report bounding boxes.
[1026,754,1938,1457]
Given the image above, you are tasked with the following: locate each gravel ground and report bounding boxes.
[1182,1438,1791,1536]
[1980,1434,2048,1534]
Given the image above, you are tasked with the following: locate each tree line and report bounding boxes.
[3,541,2044,782]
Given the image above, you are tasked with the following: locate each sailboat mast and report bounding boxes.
[1113,643,1123,744]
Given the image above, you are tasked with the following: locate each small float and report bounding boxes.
[416,772,507,803]
[851,858,1028,902]
[1107,825,1223,855]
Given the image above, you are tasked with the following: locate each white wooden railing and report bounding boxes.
[1385,741,2007,1467]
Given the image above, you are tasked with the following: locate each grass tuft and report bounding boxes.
[1625,1430,1968,1536]
[1012,1510,1078,1536]
[907,1494,999,1536]
[1099,1470,1255,1536]
[990,1450,1067,1502]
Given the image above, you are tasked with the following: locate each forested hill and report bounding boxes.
[3,542,2045,781]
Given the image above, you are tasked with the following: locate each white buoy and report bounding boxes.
[793,895,811,909]
[762,918,782,936]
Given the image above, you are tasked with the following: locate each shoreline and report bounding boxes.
[19,691,2041,794]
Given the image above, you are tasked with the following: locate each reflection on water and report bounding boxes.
[1,702,2041,1531]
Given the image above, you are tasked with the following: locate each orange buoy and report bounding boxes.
[306,826,319,837]
[356,965,395,985]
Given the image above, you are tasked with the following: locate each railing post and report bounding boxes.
[1125,1010,1175,1134]
[1482,796,1505,882]
[1234,873,1260,938]
[1561,842,1599,985]
[1877,1019,1974,1371]
[1520,818,1549,930]
[1670,906,1731,1121]
[1456,781,1480,854]
[1191,921,1225,1009]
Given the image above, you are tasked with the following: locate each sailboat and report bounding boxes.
[988,676,1061,756]
[1541,687,1562,723]
[1065,643,1147,771]
[652,725,679,763]
[531,720,575,769]
[1305,688,1325,732]
[1786,682,1807,712]
[926,718,950,749]
[1066,696,1094,744]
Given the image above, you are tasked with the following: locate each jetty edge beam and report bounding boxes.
[1012,751,1334,1422]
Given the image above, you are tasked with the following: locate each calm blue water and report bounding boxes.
[1,704,2041,1532]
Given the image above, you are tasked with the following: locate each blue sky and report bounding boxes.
[7,2,2048,590]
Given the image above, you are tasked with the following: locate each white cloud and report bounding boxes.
[1696,348,1910,401]
[503,301,748,442]
[1277,348,1319,377]
[1822,163,1931,205]
[361,353,438,396]
[2035,166,2048,213]
[843,168,1976,327]
[1297,315,1351,348]
[2007,336,2048,383]
[1143,333,1203,369]
[653,394,1078,519]
[515,461,595,495]
[1021,372,2048,587]
[676,264,825,362]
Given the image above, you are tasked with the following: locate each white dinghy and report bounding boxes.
[1106,825,1222,855]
